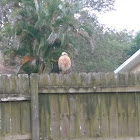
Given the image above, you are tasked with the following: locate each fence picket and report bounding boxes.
[109,93,118,137]
[127,93,138,136]
[30,74,39,140]
[117,93,128,136]
[89,93,100,137]
[59,94,70,139]
[100,93,109,137]
[50,94,60,139]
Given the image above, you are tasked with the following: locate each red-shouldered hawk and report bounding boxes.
[58,52,71,74]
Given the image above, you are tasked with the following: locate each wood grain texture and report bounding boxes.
[117,93,128,136]
[109,93,118,137]
[100,93,109,137]
[20,101,31,134]
[78,94,90,138]
[30,74,39,140]
[59,94,70,139]
[88,94,100,137]
[50,94,60,139]
[69,94,77,138]
[127,93,138,136]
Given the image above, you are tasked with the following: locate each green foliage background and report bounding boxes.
[0,0,137,73]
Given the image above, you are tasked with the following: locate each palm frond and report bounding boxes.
[47,0,62,21]
[1,23,13,36]
[22,24,40,42]
[2,47,17,55]
[22,0,35,7]
[54,15,76,27]
[18,33,33,56]
[79,25,93,36]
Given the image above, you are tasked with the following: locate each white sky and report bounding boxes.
[98,0,140,33]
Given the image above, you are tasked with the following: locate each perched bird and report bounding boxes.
[58,52,71,74]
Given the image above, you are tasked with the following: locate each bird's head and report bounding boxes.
[61,52,68,56]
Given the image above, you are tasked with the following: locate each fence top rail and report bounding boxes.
[0,72,140,94]
[38,72,140,93]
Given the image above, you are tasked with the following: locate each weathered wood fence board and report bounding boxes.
[109,93,118,137]
[0,74,31,140]
[88,94,100,137]
[20,101,31,133]
[1,73,140,140]
[38,91,140,140]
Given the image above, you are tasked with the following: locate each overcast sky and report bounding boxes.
[98,0,140,33]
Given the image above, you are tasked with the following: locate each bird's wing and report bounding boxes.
[58,56,63,70]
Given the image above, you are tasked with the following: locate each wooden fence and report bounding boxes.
[0,73,140,140]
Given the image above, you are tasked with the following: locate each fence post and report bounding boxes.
[30,73,39,140]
